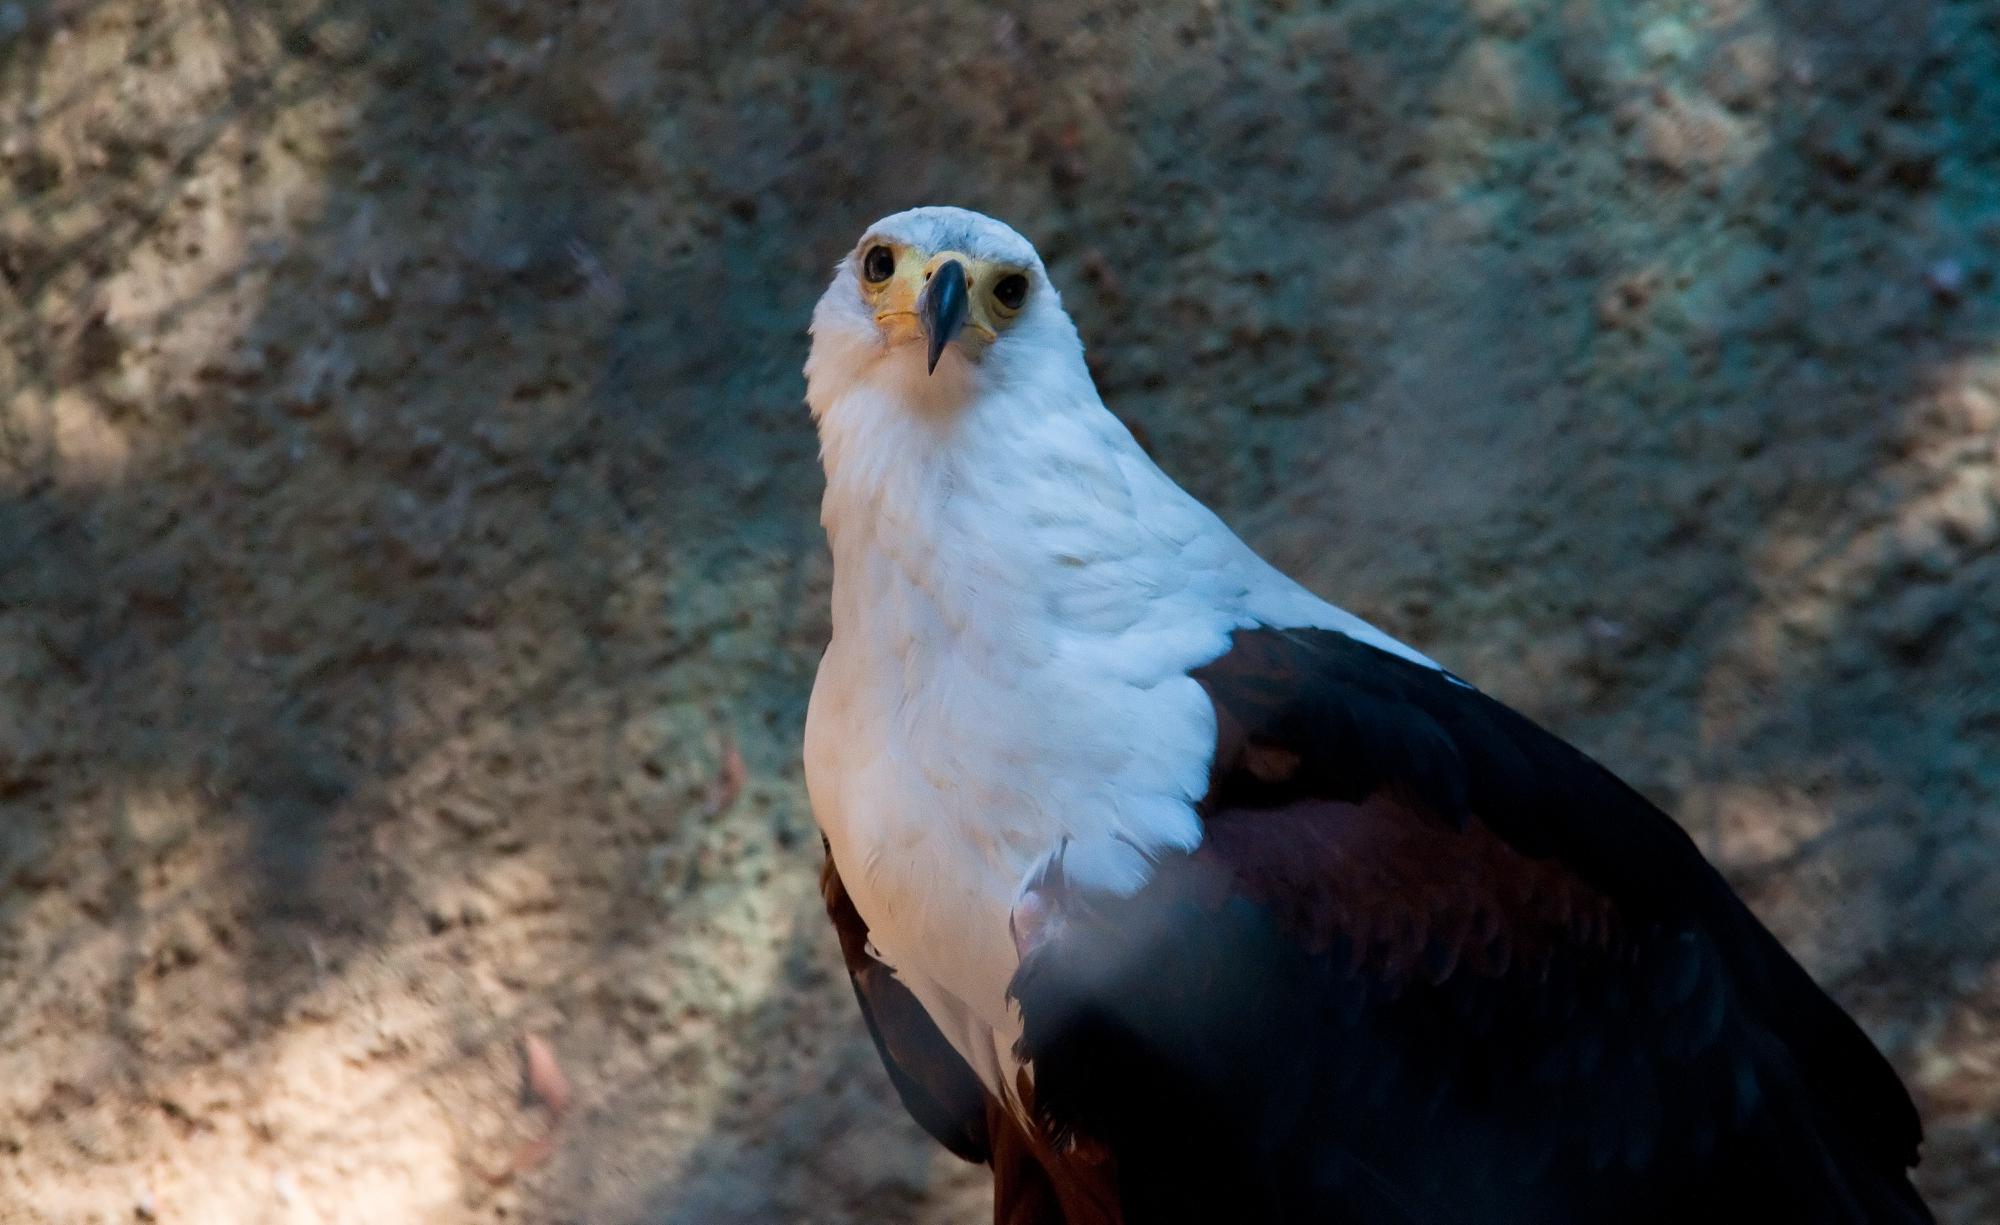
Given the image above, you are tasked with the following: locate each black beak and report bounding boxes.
[919,259,970,375]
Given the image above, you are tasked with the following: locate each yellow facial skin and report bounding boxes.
[860,243,1029,362]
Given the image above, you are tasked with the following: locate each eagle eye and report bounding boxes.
[862,244,896,284]
[993,273,1029,311]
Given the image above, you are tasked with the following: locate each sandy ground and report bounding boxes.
[1,0,1996,1221]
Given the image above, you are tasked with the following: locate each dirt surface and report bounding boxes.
[2,0,1997,1221]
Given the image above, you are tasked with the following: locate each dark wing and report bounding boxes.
[823,848,1126,1224]
[1009,627,1930,1225]
[821,847,992,1163]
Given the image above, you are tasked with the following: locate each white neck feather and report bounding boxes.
[810,323,1152,667]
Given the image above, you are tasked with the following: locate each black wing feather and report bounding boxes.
[820,848,992,1164]
[1010,626,1931,1224]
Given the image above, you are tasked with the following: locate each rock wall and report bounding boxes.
[1,0,1994,1220]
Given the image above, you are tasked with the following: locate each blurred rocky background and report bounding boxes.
[2,0,1996,1220]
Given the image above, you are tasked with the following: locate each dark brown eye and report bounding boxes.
[862,244,896,284]
[993,273,1029,311]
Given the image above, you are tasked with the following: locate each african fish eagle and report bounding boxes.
[802,206,1932,1224]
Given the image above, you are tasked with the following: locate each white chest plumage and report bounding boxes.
[803,387,1429,1098]
[804,414,1220,1093]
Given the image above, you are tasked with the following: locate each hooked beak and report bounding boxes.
[919,259,970,375]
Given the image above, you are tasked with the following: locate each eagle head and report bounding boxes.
[805,206,1085,418]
